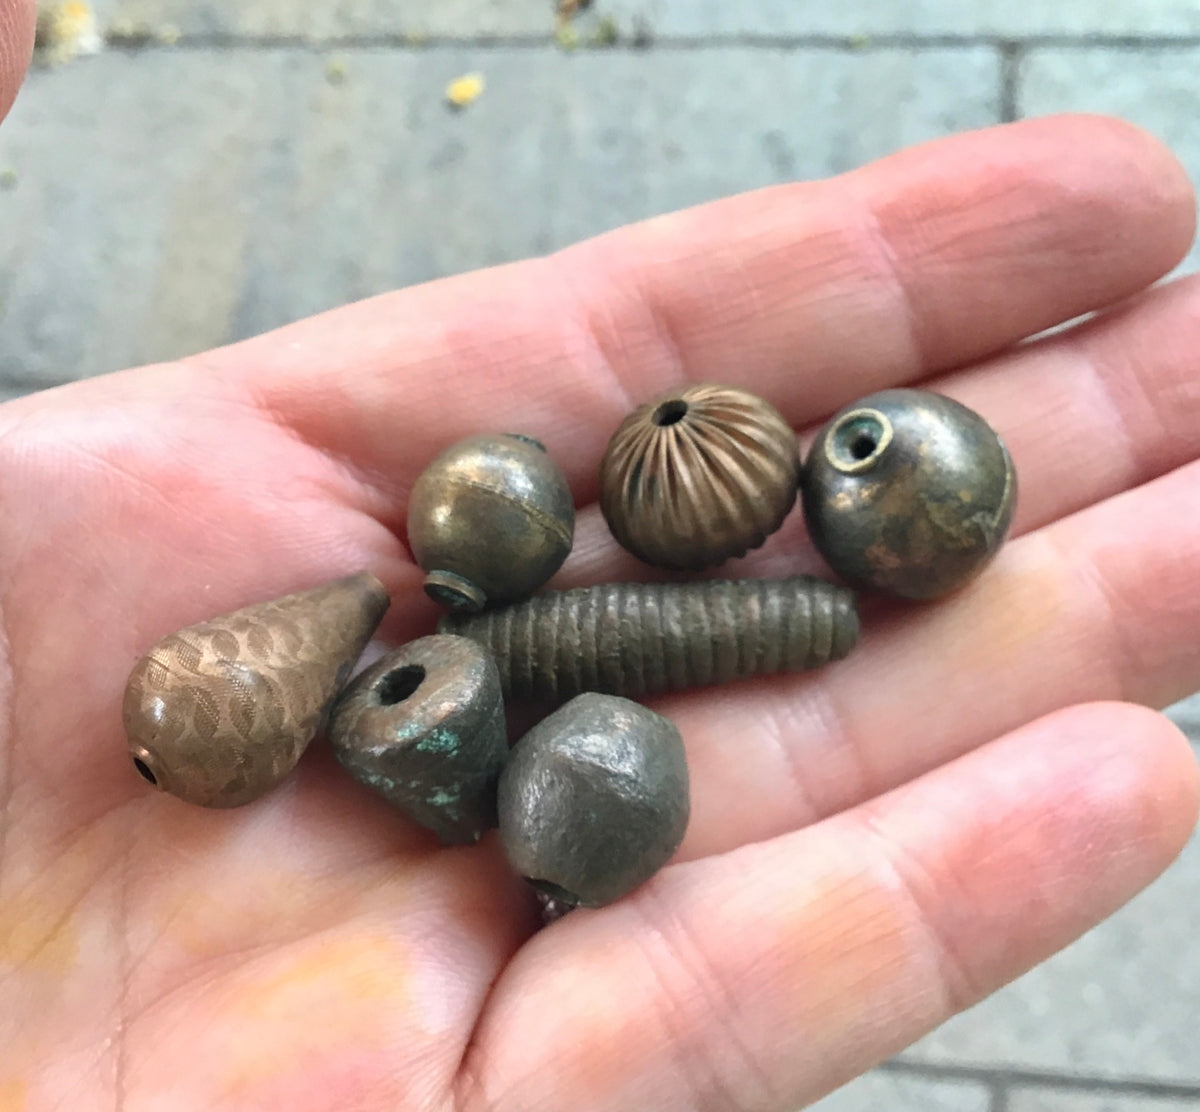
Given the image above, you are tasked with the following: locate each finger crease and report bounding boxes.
[856,810,980,1015]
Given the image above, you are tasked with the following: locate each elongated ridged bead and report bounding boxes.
[438,576,858,702]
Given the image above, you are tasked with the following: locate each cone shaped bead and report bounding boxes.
[328,635,508,845]
[123,573,390,808]
[599,383,801,570]
[439,576,858,702]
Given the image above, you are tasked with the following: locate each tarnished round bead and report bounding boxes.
[407,433,575,612]
[599,383,800,570]
[802,389,1017,600]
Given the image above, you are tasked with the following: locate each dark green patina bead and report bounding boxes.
[328,634,507,845]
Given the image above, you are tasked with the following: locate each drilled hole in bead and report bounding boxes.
[527,878,579,905]
[503,432,546,452]
[829,411,892,473]
[377,665,425,705]
[133,758,157,786]
[653,399,689,427]
[849,431,877,460]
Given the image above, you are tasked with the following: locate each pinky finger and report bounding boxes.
[459,702,1198,1112]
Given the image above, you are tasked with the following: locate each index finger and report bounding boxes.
[207,114,1195,504]
[0,0,34,122]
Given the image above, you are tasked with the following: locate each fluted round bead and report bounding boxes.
[599,383,800,570]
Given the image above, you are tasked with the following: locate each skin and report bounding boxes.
[0,8,1198,1107]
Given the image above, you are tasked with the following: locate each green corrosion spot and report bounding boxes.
[415,727,460,755]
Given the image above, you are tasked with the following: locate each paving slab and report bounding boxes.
[1168,693,1200,742]
[1018,48,1200,275]
[903,793,1200,1083]
[0,45,999,386]
[810,1070,992,1111]
[1009,1090,1200,1111]
[594,0,1200,40]
[75,0,1200,42]
[90,0,555,40]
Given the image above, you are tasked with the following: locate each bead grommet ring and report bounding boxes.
[823,408,895,475]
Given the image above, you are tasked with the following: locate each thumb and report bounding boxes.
[0,0,35,123]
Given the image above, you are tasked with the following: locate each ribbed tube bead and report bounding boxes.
[439,576,858,702]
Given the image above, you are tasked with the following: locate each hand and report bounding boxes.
[1,29,1197,1108]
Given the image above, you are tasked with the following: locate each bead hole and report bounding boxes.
[652,399,689,427]
[527,878,579,905]
[133,758,157,786]
[831,412,890,471]
[849,432,877,460]
[378,665,425,705]
[503,432,546,452]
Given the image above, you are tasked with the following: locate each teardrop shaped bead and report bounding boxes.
[123,572,390,807]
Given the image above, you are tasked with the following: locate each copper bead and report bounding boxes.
[328,635,508,845]
[440,575,858,702]
[802,389,1018,599]
[498,693,690,909]
[407,433,575,613]
[123,573,390,808]
[599,383,801,570]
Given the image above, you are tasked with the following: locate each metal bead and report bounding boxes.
[498,693,690,909]
[439,576,858,702]
[123,573,390,808]
[327,634,507,845]
[407,433,575,613]
[802,389,1018,600]
[599,383,800,570]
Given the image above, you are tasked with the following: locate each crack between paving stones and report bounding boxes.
[879,1058,1200,1099]
[93,32,1200,53]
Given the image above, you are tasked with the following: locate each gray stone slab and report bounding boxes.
[601,0,1200,39]
[1009,1090,1200,1111]
[92,0,555,40]
[76,0,1200,42]
[0,45,999,386]
[811,1070,992,1112]
[1167,694,1200,744]
[1018,48,1200,276]
[903,816,1200,1082]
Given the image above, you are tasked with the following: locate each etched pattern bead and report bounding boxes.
[123,573,390,808]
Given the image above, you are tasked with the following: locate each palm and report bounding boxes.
[2,115,1200,1112]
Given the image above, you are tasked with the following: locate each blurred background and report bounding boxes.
[1,2,1198,1109]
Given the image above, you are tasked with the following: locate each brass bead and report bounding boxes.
[802,389,1018,599]
[599,383,800,570]
[407,433,575,612]
[327,635,507,845]
[123,573,390,808]
[439,575,858,702]
[498,693,690,909]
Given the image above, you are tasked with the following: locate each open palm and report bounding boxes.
[2,105,1200,1109]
